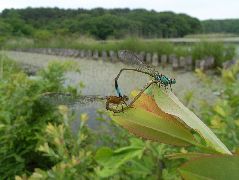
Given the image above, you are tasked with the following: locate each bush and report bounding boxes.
[200,63,239,150]
[0,57,80,178]
[192,41,235,66]
[33,30,53,41]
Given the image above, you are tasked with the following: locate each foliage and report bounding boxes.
[95,138,182,179]
[110,86,231,154]
[33,30,53,41]
[202,19,239,34]
[179,155,239,180]
[0,53,21,78]
[111,93,197,147]
[16,113,96,179]
[192,41,236,66]
[1,54,239,179]
[200,62,239,151]
[1,35,235,66]
[0,8,202,40]
[98,64,239,179]
[0,56,80,178]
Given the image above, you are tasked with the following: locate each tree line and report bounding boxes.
[0,7,202,40]
[0,8,238,40]
[202,19,239,34]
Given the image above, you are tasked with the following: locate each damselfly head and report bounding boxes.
[171,78,176,84]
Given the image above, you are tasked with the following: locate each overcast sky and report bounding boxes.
[0,0,238,20]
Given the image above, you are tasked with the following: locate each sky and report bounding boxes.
[0,0,238,20]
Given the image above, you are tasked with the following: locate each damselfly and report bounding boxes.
[41,92,129,113]
[115,50,176,94]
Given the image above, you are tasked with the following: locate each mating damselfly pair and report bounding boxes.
[42,50,176,113]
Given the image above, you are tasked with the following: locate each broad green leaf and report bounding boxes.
[126,158,154,177]
[112,107,197,146]
[179,155,239,180]
[151,85,231,154]
[95,146,143,168]
[95,145,144,177]
[166,152,212,160]
[95,147,113,166]
[95,167,119,178]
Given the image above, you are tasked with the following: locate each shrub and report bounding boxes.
[192,41,235,66]
[33,30,53,41]
[0,57,80,178]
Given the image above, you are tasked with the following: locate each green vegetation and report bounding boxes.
[2,8,239,40]
[1,37,235,66]
[0,7,237,67]
[0,54,80,179]
[202,19,239,34]
[0,8,201,40]
[1,53,239,179]
[1,6,239,180]
[191,42,236,66]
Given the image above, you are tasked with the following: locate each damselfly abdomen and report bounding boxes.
[41,92,129,113]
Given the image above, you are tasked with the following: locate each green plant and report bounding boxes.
[17,112,96,179]
[1,53,239,179]
[33,30,53,41]
[192,41,235,66]
[97,69,239,179]
[200,62,239,150]
[0,57,80,178]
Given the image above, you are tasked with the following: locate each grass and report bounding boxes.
[0,36,236,66]
[184,33,238,39]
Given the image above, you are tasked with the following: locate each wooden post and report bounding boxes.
[102,50,108,61]
[93,50,99,60]
[146,53,152,64]
[172,56,179,70]
[161,55,167,68]
[152,53,159,66]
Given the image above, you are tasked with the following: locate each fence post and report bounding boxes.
[146,53,152,64]
[102,50,108,61]
[93,50,99,60]
[185,56,193,71]
[172,56,179,70]
[152,53,159,66]
[161,55,167,68]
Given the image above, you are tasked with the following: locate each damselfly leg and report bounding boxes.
[128,80,158,107]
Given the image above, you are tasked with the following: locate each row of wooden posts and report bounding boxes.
[17,48,216,71]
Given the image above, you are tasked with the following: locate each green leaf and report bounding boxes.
[112,107,197,146]
[95,145,144,177]
[95,147,113,166]
[179,155,239,180]
[166,152,212,160]
[95,146,143,168]
[151,85,231,154]
[95,167,119,178]
[126,158,153,177]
